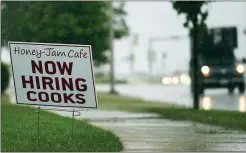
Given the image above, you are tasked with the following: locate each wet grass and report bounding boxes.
[95,77,127,84]
[98,92,180,112]
[98,92,246,132]
[150,108,246,132]
[1,96,123,152]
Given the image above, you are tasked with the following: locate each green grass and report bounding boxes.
[98,92,180,112]
[98,92,246,132]
[148,107,246,131]
[1,96,123,152]
[95,77,127,84]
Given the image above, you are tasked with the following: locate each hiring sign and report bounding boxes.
[9,42,98,108]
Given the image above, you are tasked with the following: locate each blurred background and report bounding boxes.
[1,1,246,112]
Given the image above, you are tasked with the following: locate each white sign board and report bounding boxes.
[9,42,98,109]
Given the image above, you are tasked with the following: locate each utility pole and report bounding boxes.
[161,52,167,76]
[129,40,134,74]
[109,1,117,94]
[129,33,138,75]
[147,38,153,79]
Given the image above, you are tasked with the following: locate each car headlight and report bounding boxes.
[201,66,210,75]
[237,65,244,73]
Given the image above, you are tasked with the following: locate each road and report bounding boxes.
[96,84,246,112]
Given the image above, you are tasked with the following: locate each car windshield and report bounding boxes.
[200,40,235,65]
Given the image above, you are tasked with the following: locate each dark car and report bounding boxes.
[190,26,245,94]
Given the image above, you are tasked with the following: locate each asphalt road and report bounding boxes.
[96,84,246,112]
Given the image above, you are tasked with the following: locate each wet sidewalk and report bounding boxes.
[49,109,246,152]
[91,118,246,152]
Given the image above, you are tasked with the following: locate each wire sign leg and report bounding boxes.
[36,105,41,151]
[71,109,75,139]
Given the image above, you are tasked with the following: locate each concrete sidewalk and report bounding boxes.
[50,109,161,121]
[29,103,246,151]
[91,118,246,152]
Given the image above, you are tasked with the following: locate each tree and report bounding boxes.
[1,1,129,65]
[171,1,210,109]
[1,62,10,93]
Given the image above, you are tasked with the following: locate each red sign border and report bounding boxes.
[8,41,98,109]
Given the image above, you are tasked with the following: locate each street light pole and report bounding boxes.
[129,33,138,75]
[130,37,134,75]
[147,35,187,79]
[109,1,117,94]
[147,38,153,79]
[161,52,167,76]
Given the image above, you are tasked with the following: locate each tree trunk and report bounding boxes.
[192,17,200,110]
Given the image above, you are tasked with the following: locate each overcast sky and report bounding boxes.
[113,1,246,77]
[1,2,246,78]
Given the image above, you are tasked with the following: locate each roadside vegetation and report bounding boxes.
[1,94,123,152]
[95,77,128,84]
[1,62,10,94]
[98,92,246,132]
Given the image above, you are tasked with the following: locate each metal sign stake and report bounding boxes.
[37,106,40,137]
[72,109,75,139]
[36,105,41,151]
[34,107,83,145]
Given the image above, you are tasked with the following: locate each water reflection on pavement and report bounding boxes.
[91,118,246,152]
[201,94,246,112]
[96,84,246,112]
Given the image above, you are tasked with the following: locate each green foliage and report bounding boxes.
[1,1,129,65]
[171,2,212,96]
[171,1,210,36]
[1,62,10,93]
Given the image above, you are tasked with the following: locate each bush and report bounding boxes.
[1,62,10,93]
